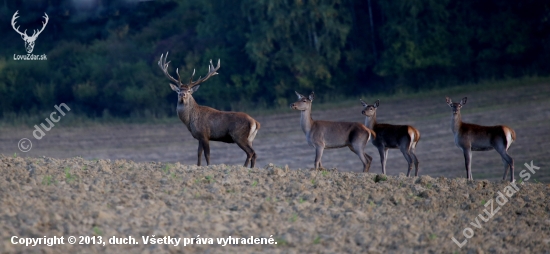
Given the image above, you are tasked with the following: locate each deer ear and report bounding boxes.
[360,99,367,107]
[374,100,380,108]
[460,97,467,105]
[169,83,180,92]
[295,91,305,99]
[191,85,201,94]
[446,96,452,106]
[309,92,315,101]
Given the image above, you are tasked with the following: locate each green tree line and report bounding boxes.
[0,0,548,119]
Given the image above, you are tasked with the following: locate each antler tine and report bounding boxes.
[189,69,195,86]
[189,59,221,87]
[176,68,182,84]
[157,52,181,85]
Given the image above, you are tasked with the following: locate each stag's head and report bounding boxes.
[360,99,379,117]
[11,11,49,54]
[446,97,467,115]
[290,91,314,111]
[158,52,220,105]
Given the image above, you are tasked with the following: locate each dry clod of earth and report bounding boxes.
[1,155,549,253]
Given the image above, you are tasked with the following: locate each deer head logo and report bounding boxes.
[11,10,49,54]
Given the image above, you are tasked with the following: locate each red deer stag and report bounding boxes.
[158,53,260,168]
[290,91,374,172]
[446,97,516,181]
[360,99,420,176]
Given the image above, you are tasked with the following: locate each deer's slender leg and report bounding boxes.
[501,157,509,180]
[351,142,370,173]
[377,146,386,174]
[314,147,324,170]
[399,143,413,177]
[197,141,204,166]
[364,152,372,172]
[463,148,472,180]
[496,147,514,182]
[411,148,419,176]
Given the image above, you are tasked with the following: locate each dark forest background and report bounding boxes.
[0,0,549,119]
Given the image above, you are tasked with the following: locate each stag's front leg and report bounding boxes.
[202,140,211,166]
[197,141,203,166]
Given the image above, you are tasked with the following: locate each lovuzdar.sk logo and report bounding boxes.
[11,10,48,60]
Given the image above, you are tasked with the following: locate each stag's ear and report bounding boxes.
[374,99,380,108]
[295,91,304,99]
[169,83,180,92]
[308,92,315,101]
[191,85,201,94]
[360,99,367,107]
[445,96,452,106]
[460,97,467,106]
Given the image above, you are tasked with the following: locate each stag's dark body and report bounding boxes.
[176,97,260,167]
[159,53,260,168]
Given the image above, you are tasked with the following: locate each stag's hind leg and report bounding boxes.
[236,141,256,168]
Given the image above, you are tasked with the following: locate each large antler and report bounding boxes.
[11,11,49,39]
[158,52,183,86]
[158,52,220,88]
[188,59,220,87]
[11,11,27,37]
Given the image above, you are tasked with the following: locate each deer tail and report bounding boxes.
[408,126,420,150]
[503,126,515,150]
[247,119,260,143]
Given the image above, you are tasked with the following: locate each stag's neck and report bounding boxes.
[451,112,462,134]
[177,97,199,128]
[300,108,314,134]
[364,113,377,130]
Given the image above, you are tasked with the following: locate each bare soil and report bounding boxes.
[1,156,549,253]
